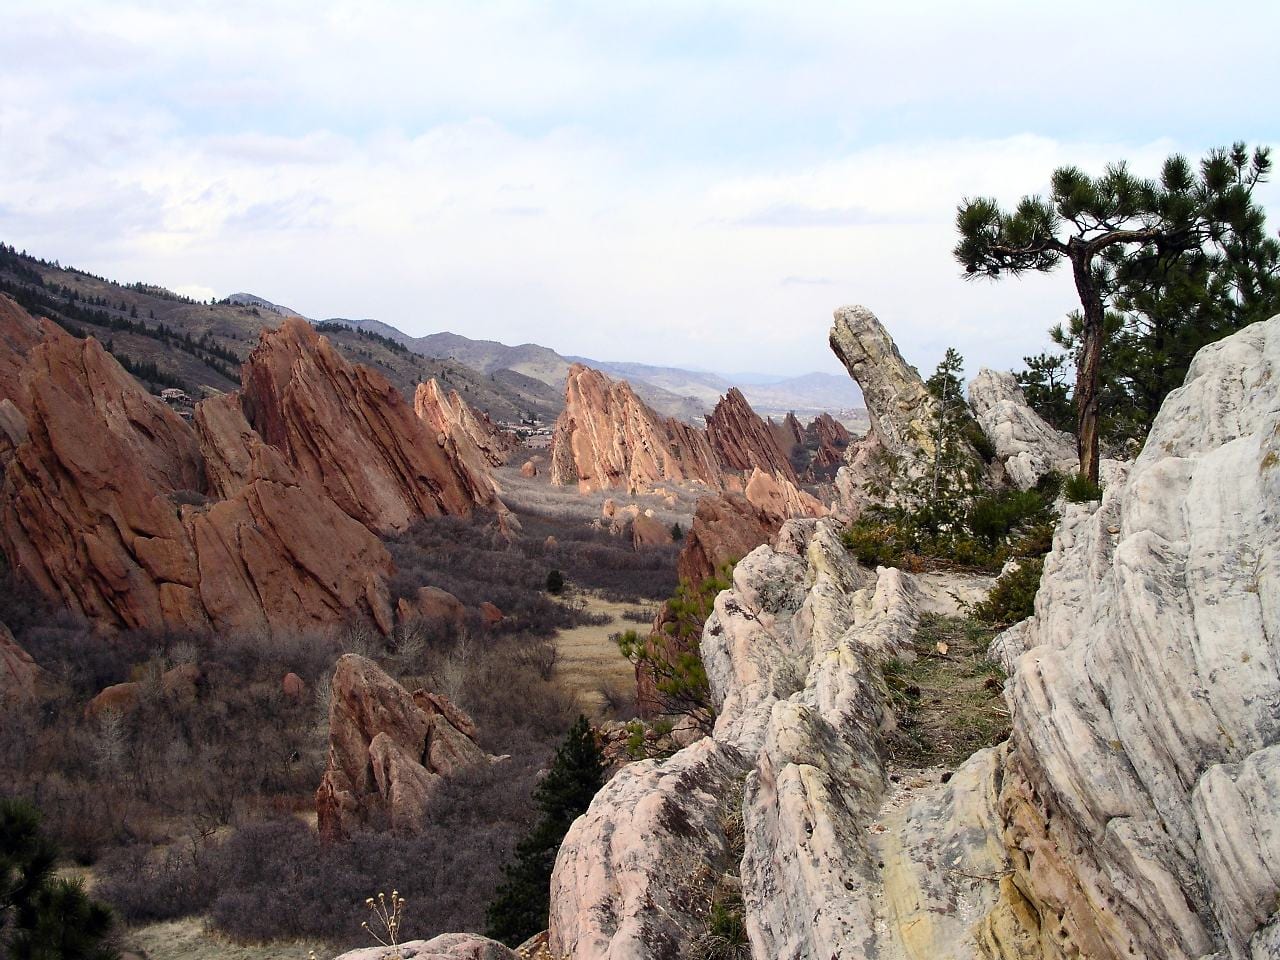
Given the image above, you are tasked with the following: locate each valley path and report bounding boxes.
[554,593,654,718]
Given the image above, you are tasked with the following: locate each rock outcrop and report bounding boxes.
[0,298,394,635]
[414,378,514,469]
[550,364,722,494]
[332,934,519,960]
[317,654,490,841]
[241,317,495,533]
[767,411,805,461]
[705,388,798,482]
[743,467,827,521]
[805,411,852,478]
[969,368,1077,489]
[829,305,980,512]
[548,315,1280,960]
[0,623,44,709]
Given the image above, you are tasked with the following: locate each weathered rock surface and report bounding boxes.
[316,655,489,840]
[397,586,467,630]
[241,317,495,533]
[706,388,798,482]
[0,622,44,709]
[805,411,852,478]
[551,315,1280,960]
[829,305,980,513]
[981,315,1280,959]
[968,368,1077,489]
[550,364,722,493]
[414,378,514,468]
[331,933,519,960]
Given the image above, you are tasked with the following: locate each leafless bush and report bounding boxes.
[515,639,559,681]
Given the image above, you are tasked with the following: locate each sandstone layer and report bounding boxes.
[549,364,722,494]
[705,387,797,482]
[317,654,490,841]
[241,317,494,533]
[968,368,1077,489]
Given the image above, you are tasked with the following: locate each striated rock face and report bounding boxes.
[550,315,1280,960]
[981,315,1280,959]
[316,655,489,841]
[414,378,514,469]
[969,368,1077,489]
[241,317,493,533]
[805,411,852,478]
[550,364,722,494]
[706,388,798,482]
[0,300,394,635]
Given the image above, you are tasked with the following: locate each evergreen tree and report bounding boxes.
[955,142,1277,481]
[1,798,117,960]
[486,717,605,947]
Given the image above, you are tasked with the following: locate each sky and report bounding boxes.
[2,1,1278,378]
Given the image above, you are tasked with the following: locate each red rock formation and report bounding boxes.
[414,378,514,468]
[316,654,489,840]
[805,412,852,478]
[396,586,466,630]
[743,467,827,520]
[0,296,54,407]
[550,364,722,494]
[767,412,804,462]
[0,301,395,635]
[282,672,306,701]
[0,623,44,709]
[706,388,797,483]
[520,459,537,478]
[84,663,201,720]
[631,513,674,549]
[240,317,493,533]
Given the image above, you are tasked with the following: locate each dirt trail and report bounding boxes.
[553,594,656,718]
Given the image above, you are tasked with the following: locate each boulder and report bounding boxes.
[549,363,722,493]
[520,459,537,478]
[630,513,673,549]
[398,586,467,629]
[281,672,306,701]
[478,602,504,627]
[316,655,488,840]
[332,934,519,960]
[84,663,202,720]
[743,467,827,520]
[705,387,798,482]
[968,367,1077,489]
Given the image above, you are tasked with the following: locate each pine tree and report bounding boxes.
[955,142,1277,481]
[486,716,605,947]
[1,798,117,960]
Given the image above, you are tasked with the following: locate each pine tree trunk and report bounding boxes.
[1070,251,1104,483]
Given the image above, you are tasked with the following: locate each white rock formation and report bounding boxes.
[968,368,1078,489]
[985,315,1280,959]
[331,933,518,960]
[549,315,1280,960]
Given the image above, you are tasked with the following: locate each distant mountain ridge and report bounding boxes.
[327,316,864,423]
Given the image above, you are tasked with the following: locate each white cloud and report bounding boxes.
[1,1,1278,380]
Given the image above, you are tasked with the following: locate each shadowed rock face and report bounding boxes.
[550,363,723,494]
[549,316,1280,960]
[0,622,44,709]
[0,297,397,635]
[241,317,492,533]
[316,654,489,841]
[706,387,798,482]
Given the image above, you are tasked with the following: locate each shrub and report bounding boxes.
[973,558,1044,626]
[1063,472,1104,503]
[545,569,565,594]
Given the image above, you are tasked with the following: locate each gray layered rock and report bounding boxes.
[985,315,1280,959]
[331,934,518,960]
[968,368,1078,489]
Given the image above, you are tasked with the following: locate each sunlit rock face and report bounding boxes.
[550,363,722,494]
[706,387,798,482]
[968,367,1078,489]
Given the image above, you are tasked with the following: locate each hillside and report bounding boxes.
[0,247,560,422]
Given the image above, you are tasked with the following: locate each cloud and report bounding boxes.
[0,1,1277,379]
